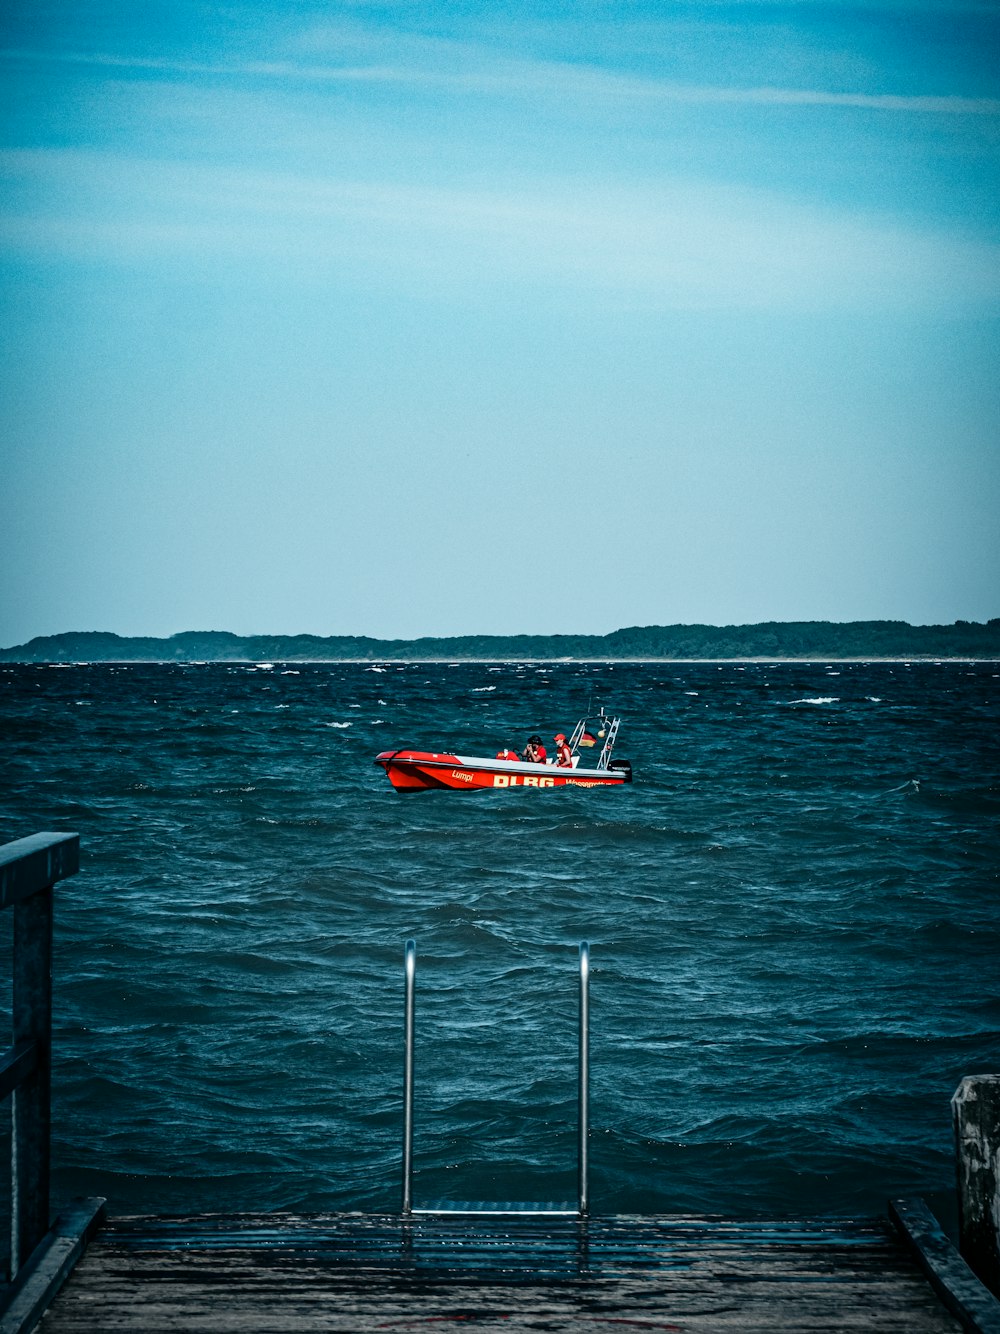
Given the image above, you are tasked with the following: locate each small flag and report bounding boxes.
[579,731,597,747]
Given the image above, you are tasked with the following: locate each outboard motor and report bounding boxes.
[609,759,633,783]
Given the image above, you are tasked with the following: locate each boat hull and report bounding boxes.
[375,750,630,792]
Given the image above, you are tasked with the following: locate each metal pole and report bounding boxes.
[578,941,590,1216]
[402,939,416,1214]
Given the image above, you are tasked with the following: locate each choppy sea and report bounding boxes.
[2,659,998,1227]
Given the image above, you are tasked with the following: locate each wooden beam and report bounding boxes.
[0,1198,106,1334]
[954,1075,1000,1297]
[890,1197,1000,1333]
[0,835,79,912]
[11,886,52,1273]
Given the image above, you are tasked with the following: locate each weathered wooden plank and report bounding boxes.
[954,1076,1000,1297]
[37,1213,964,1332]
[0,1198,105,1334]
[37,1277,961,1331]
[0,836,79,912]
[891,1198,1000,1333]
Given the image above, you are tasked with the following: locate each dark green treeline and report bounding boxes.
[3,620,1000,661]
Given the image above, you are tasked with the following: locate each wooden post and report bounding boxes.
[953,1074,1000,1297]
[12,883,54,1274]
[1,832,79,1278]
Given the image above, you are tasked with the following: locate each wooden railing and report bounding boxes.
[1,832,79,1279]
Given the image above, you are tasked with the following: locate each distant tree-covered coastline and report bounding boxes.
[2,620,999,662]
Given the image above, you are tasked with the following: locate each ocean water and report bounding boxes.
[1,659,998,1225]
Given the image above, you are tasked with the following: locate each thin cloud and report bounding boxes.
[3,46,998,115]
[3,147,998,313]
[650,86,1000,114]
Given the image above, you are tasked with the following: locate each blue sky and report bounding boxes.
[2,0,998,642]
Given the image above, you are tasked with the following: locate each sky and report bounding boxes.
[2,0,998,643]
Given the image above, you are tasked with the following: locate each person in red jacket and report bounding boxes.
[524,735,547,764]
[554,732,573,767]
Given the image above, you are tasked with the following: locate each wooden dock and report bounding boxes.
[5,833,1000,1332]
[25,1205,996,1332]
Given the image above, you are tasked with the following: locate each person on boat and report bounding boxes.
[524,735,547,764]
[496,748,520,761]
[553,732,573,767]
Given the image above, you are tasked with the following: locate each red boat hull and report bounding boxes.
[375,750,630,792]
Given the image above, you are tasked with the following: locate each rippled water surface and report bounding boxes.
[2,660,998,1222]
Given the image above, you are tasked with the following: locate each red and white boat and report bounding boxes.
[375,710,632,792]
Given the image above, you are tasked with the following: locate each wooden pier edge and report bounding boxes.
[0,1198,106,1334]
[954,1074,1000,1295]
[890,1198,1000,1334]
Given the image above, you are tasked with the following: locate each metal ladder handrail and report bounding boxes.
[401,941,590,1217]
